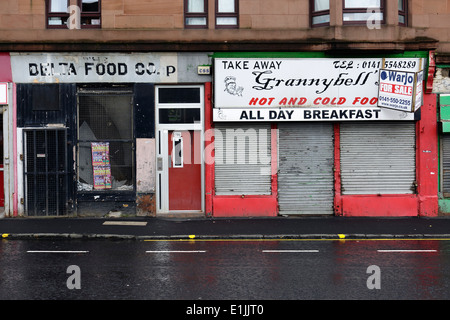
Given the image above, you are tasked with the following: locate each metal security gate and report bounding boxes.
[24,129,68,216]
[214,123,272,195]
[278,123,334,215]
[442,134,450,197]
[340,122,416,195]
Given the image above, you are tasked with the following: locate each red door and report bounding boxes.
[168,130,202,211]
[0,114,4,207]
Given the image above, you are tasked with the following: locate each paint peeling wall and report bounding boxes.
[136,139,156,216]
[433,68,450,94]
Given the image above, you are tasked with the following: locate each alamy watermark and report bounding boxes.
[366,265,381,290]
[171,128,273,169]
[366,7,382,30]
[66,265,81,290]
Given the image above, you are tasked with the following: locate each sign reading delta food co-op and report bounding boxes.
[213,57,424,121]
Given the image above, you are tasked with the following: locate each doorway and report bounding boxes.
[155,85,204,215]
[0,114,3,208]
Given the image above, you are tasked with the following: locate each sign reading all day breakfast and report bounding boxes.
[213,57,424,121]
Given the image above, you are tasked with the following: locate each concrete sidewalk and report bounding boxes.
[1,216,450,240]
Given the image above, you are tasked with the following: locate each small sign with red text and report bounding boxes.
[378,69,423,113]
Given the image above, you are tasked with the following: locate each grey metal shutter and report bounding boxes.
[214,123,272,195]
[442,134,450,197]
[340,122,416,195]
[278,123,334,215]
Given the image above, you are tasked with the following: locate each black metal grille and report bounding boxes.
[24,129,68,216]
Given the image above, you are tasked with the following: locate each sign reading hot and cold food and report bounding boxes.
[213,57,425,121]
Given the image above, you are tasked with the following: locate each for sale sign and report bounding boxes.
[378,69,423,113]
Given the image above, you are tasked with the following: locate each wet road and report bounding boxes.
[1,238,450,300]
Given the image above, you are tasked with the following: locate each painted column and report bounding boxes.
[417,92,439,216]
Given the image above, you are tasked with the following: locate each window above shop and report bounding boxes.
[46,0,101,29]
[185,0,208,28]
[343,0,384,25]
[184,0,238,29]
[310,0,330,27]
[398,0,408,26]
[216,0,239,29]
[311,0,408,28]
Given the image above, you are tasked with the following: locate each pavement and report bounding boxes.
[2,215,450,240]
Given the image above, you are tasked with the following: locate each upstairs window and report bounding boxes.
[398,0,408,26]
[185,0,208,28]
[47,0,69,28]
[46,0,101,29]
[343,0,384,25]
[80,0,101,28]
[216,0,239,28]
[310,0,330,27]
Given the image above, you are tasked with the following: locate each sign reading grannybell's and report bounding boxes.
[213,57,425,121]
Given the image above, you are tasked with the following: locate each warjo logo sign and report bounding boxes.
[378,68,423,113]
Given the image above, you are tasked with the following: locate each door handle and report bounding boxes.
[157,157,163,171]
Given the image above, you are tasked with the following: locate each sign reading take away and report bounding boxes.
[378,69,423,113]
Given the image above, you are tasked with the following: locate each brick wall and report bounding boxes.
[0,0,448,55]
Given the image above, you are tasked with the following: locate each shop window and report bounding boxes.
[310,0,330,27]
[32,85,60,111]
[46,0,101,29]
[398,0,407,26]
[185,0,208,28]
[158,87,201,104]
[77,87,134,192]
[343,0,384,25]
[216,0,239,28]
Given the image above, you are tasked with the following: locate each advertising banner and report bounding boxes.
[213,57,424,122]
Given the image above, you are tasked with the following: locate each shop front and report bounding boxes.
[210,52,438,217]
[11,52,212,217]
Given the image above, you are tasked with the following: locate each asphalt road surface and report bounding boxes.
[1,238,450,301]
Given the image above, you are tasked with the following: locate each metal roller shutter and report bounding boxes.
[340,122,416,195]
[278,123,335,215]
[214,123,272,195]
[442,134,450,197]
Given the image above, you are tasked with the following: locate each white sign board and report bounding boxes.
[11,52,179,83]
[213,57,424,121]
[0,83,7,105]
[378,69,423,112]
[214,107,416,122]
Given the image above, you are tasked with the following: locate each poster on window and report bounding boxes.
[91,142,111,190]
